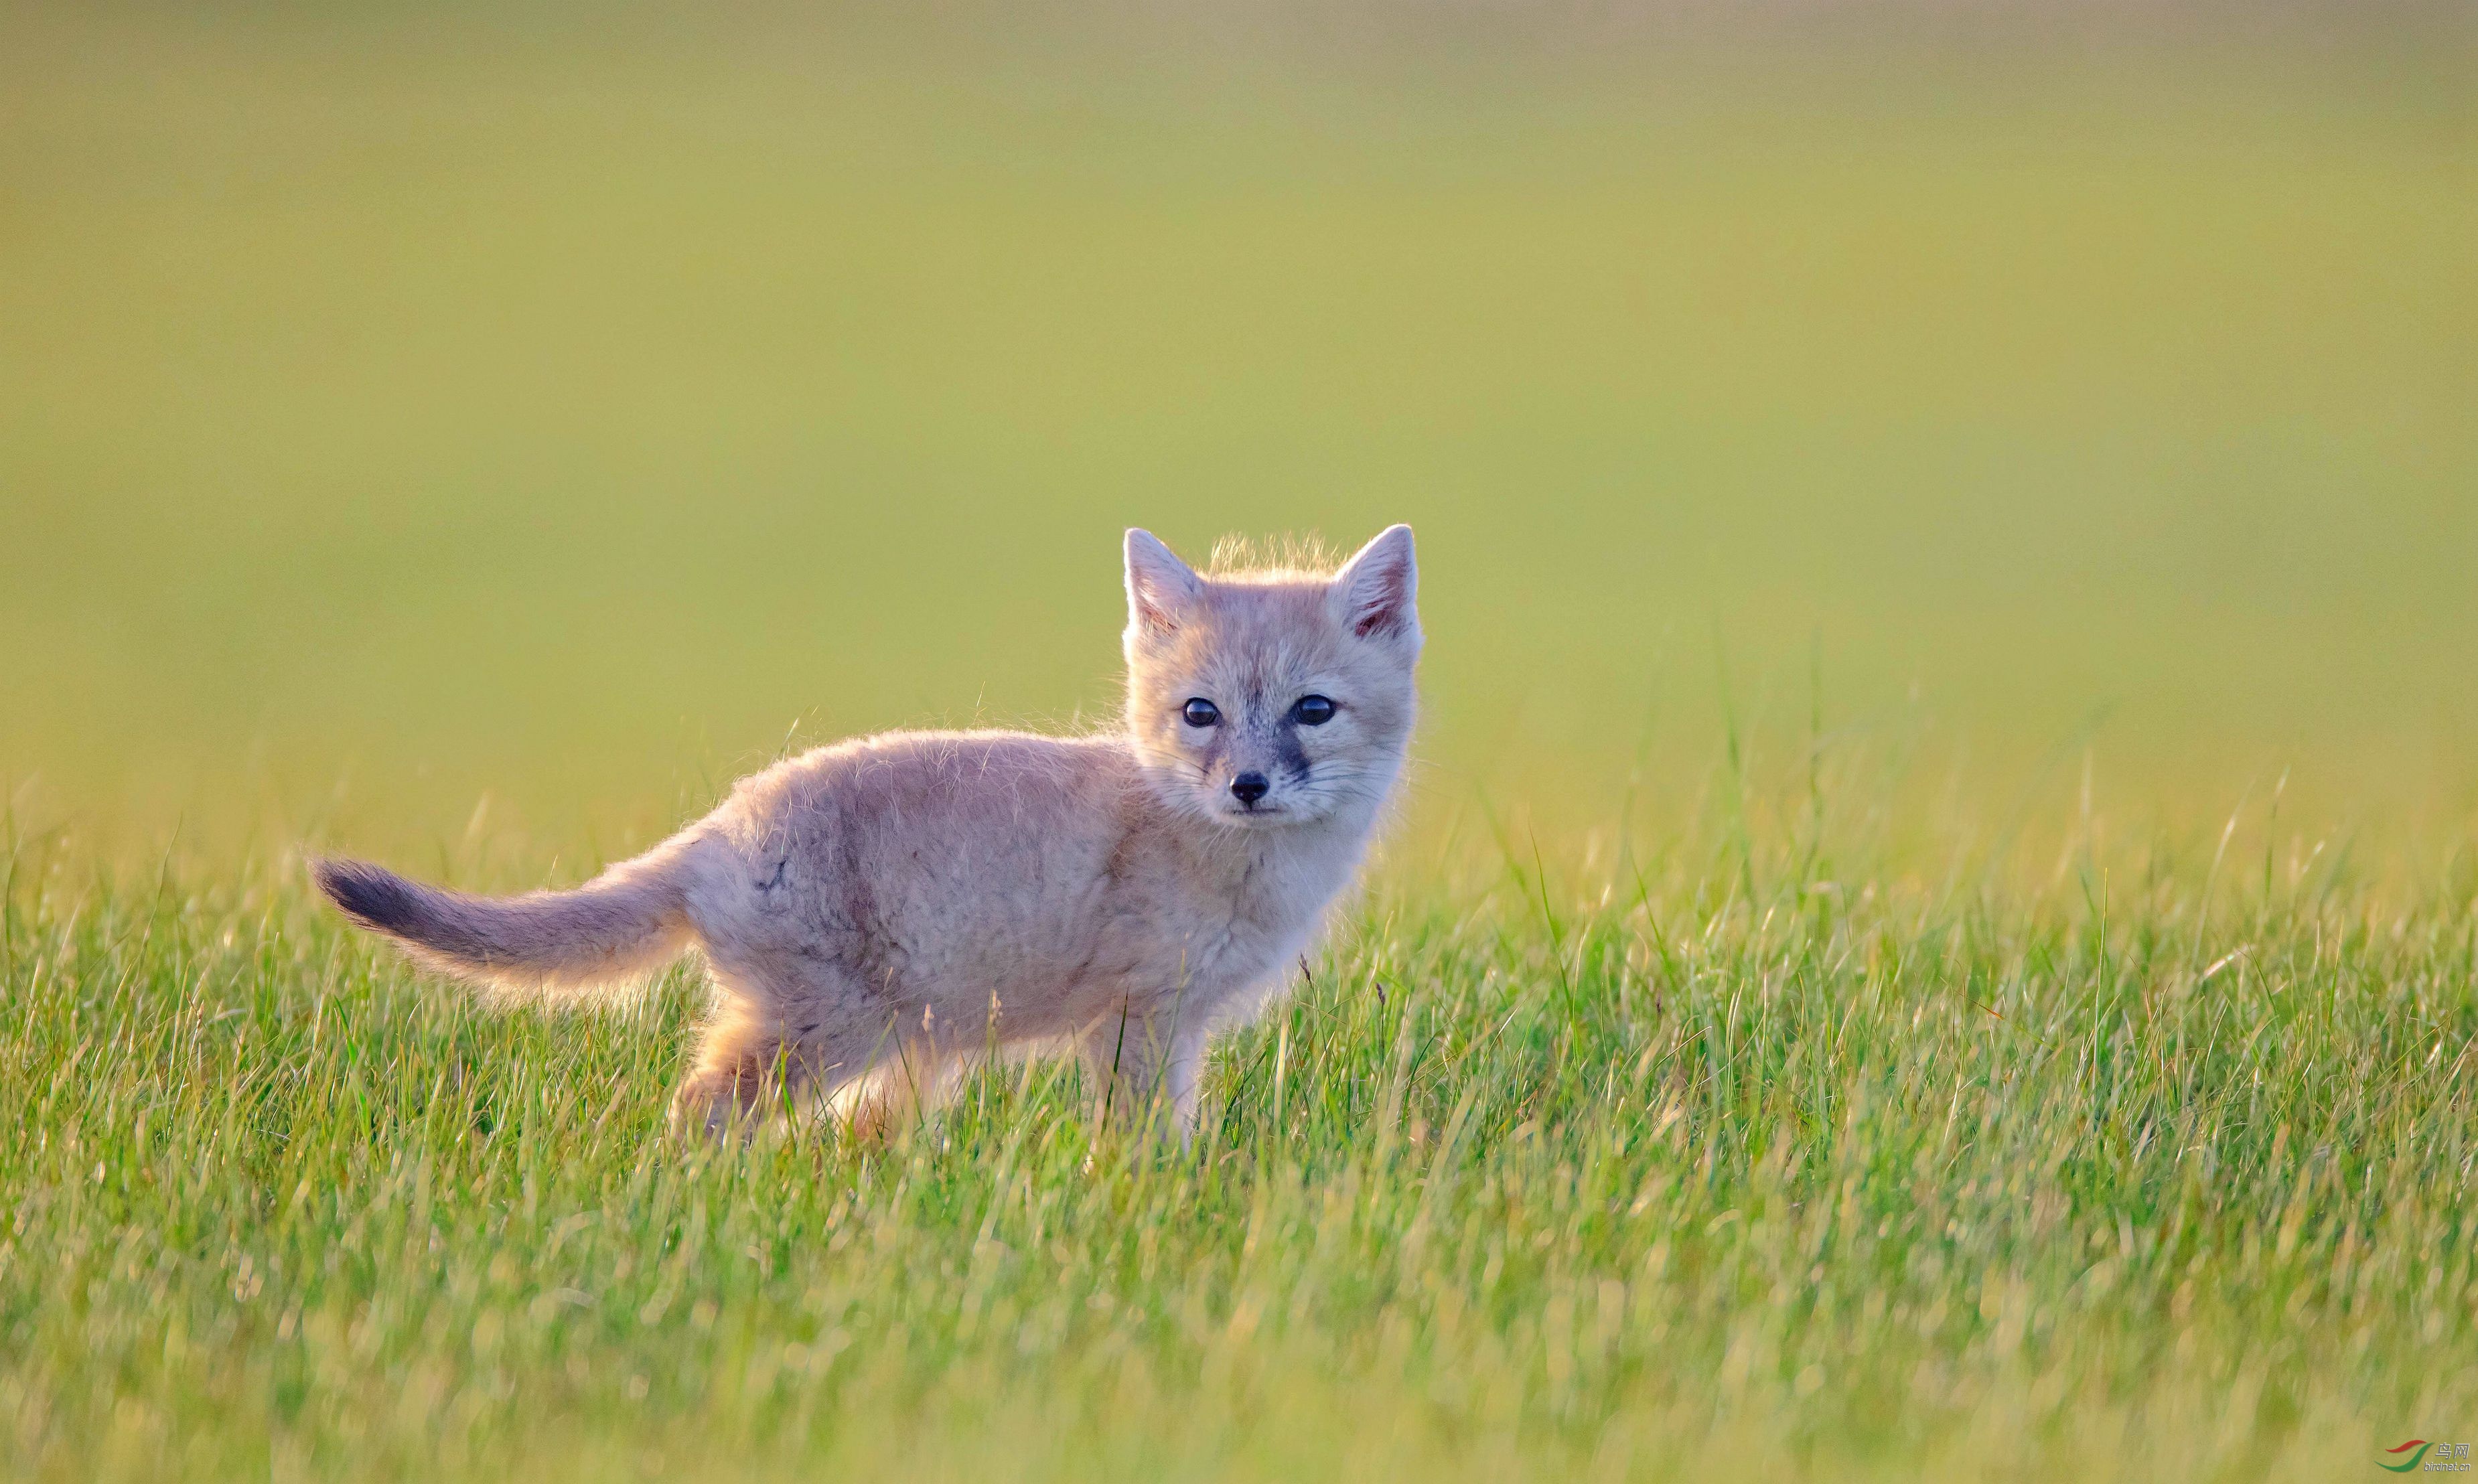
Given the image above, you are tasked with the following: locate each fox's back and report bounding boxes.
[681,730,1153,1023]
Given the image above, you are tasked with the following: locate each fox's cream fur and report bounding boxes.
[316,525,1420,1140]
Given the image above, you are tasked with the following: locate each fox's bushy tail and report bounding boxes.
[314,836,699,1000]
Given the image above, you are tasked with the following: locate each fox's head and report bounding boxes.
[1121,525,1420,830]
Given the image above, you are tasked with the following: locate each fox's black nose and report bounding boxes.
[1230,772,1270,806]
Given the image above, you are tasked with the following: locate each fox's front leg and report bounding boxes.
[1076,1011,1207,1146]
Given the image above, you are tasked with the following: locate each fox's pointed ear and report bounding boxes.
[1124,528,1204,641]
[1330,524,1418,644]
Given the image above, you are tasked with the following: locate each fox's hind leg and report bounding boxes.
[670,999,820,1139]
[829,1044,967,1144]
[670,974,956,1142]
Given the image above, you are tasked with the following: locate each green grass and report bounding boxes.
[5,789,2475,1481]
[5,7,2477,1479]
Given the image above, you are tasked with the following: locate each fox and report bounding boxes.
[315,524,1420,1141]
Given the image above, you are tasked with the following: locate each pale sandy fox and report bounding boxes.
[316,525,1420,1140]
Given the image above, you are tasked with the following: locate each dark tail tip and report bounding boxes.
[313,857,429,936]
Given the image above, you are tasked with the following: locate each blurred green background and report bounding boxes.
[3,3,2473,857]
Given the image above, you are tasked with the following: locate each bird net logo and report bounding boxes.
[2384,1440,2472,1473]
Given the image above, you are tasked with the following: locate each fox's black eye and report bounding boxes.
[1182,698,1222,728]
[1291,694,1336,726]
